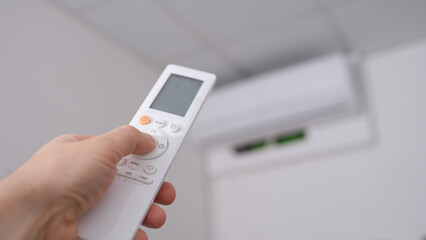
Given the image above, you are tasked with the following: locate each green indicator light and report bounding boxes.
[234,131,305,154]
[276,131,305,145]
[235,140,267,154]
[250,141,266,150]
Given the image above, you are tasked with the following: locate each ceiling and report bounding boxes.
[49,0,426,86]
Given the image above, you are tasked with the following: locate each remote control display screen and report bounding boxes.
[150,74,203,117]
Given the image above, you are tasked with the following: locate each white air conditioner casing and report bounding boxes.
[192,54,357,146]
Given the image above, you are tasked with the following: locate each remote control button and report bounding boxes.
[153,119,166,128]
[128,160,141,170]
[116,168,124,175]
[144,165,157,175]
[158,142,166,149]
[135,174,153,185]
[133,129,168,160]
[117,158,126,166]
[139,115,151,125]
[121,170,135,180]
[168,123,180,132]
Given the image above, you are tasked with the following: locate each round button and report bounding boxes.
[133,129,168,160]
[139,115,151,125]
[153,119,166,128]
[128,159,142,170]
[168,123,180,132]
[144,165,157,175]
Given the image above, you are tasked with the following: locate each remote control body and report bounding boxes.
[78,65,216,240]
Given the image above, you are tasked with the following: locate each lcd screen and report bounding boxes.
[150,74,203,117]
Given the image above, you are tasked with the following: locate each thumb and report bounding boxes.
[89,125,156,163]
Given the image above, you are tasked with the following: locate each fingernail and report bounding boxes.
[148,134,156,148]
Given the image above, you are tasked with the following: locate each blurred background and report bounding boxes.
[1,0,426,239]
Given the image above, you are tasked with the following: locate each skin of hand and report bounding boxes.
[0,125,176,240]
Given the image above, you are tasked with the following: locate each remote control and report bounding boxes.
[78,65,216,240]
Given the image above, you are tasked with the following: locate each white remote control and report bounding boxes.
[78,65,216,240]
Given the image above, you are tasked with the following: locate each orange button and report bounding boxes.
[139,115,151,125]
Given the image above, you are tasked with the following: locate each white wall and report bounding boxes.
[0,0,158,171]
[0,1,207,239]
[206,39,426,240]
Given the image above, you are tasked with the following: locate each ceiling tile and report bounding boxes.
[85,0,202,62]
[311,0,352,7]
[329,0,426,52]
[51,0,105,11]
[160,0,317,44]
[222,14,342,74]
[174,51,244,86]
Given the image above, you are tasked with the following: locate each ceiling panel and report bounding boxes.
[311,0,352,7]
[49,0,426,86]
[173,50,244,86]
[330,0,426,52]
[52,0,105,11]
[160,0,317,44]
[222,13,342,74]
[85,0,203,62]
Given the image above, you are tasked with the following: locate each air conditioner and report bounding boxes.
[192,54,358,146]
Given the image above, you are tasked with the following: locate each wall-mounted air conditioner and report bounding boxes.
[192,54,358,147]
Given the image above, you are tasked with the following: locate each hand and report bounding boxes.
[0,125,176,240]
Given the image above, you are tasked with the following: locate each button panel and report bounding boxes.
[133,129,168,160]
[116,125,166,184]
[116,160,156,185]
[118,114,183,184]
[137,115,180,134]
